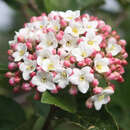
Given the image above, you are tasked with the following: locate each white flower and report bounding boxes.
[60,34,78,52]
[106,37,122,56]
[65,20,85,37]
[41,55,61,72]
[82,17,98,32]
[94,54,110,73]
[54,68,72,88]
[90,87,114,110]
[38,32,58,50]
[31,71,56,92]
[12,43,28,61]
[47,19,60,32]
[83,32,102,51]
[69,67,94,93]
[59,10,80,22]
[19,58,36,80]
[71,43,93,61]
[37,49,52,66]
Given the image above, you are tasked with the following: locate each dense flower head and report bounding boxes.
[6,10,128,110]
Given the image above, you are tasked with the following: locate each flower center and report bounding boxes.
[54,25,58,31]
[61,72,67,78]
[47,41,53,46]
[87,25,92,29]
[88,40,94,45]
[26,65,34,70]
[109,44,115,51]
[72,27,78,34]
[80,75,85,81]
[81,51,87,57]
[40,25,44,29]
[42,57,47,61]
[66,41,71,46]
[48,63,54,70]
[98,95,105,101]
[19,50,25,56]
[96,64,102,70]
[67,16,73,20]
[41,77,47,83]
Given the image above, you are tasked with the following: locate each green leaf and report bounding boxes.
[15,115,38,130]
[54,106,119,130]
[0,96,26,130]
[32,100,50,117]
[41,91,76,113]
[33,116,45,130]
[44,0,104,13]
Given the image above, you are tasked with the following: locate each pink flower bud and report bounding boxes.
[52,49,56,55]
[64,60,71,67]
[30,16,37,22]
[84,58,92,65]
[111,30,117,36]
[8,56,14,62]
[105,25,112,32]
[92,79,99,87]
[51,88,58,94]
[26,42,32,50]
[28,54,33,60]
[8,62,17,70]
[13,86,20,93]
[123,52,128,58]
[5,72,14,78]
[14,76,21,83]
[93,87,103,94]
[69,86,77,96]
[9,77,15,86]
[77,61,85,67]
[85,99,93,109]
[30,81,35,88]
[77,38,83,44]
[17,35,24,43]
[8,49,13,55]
[56,31,64,40]
[119,40,127,46]
[70,56,76,64]
[30,72,36,78]
[60,19,67,27]
[34,92,40,100]
[22,83,31,91]
[98,20,105,28]
[121,60,128,65]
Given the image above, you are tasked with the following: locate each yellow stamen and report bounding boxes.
[98,95,104,101]
[96,64,102,70]
[47,41,53,46]
[41,77,46,83]
[87,25,92,28]
[65,56,70,60]
[66,41,71,46]
[40,25,44,29]
[88,40,94,45]
[26,65,34,70]
[80,75,85,81]
[67,17,73,20]
[72,27,78,34]
[19,50,25,56]
[81,51,87,57]
[61,72,67,78]
[109,45,115,51]
[54,25,58,31]
[48,63,54,70]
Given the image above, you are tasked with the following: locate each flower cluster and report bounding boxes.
[6,10,128,110]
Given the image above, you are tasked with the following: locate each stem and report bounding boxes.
[42,105,56,130]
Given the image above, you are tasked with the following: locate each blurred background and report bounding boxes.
[0,0,130,129]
